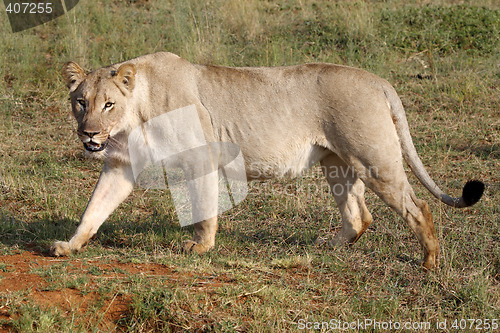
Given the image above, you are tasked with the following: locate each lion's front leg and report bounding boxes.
[50,163,134,256]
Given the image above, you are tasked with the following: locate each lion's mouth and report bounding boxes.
[83,140,108,152]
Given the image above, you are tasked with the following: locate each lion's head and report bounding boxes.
[62,62,137,155]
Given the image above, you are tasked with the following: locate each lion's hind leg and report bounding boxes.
[360,161,440,270]
[180,158,219,255]
[182,216,218,254]
[318,154,373,246]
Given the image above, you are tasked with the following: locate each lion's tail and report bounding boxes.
[383,84,484,208]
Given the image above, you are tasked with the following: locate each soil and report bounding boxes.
[0,249,188,332]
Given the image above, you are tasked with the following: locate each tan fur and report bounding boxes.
[51,52,477,269]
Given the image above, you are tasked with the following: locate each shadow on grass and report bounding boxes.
[226,223,321,249]
[0,212,183,255]
[0,209,427,270]
[0,208,406,261]
[454,143,499,160]
[0,211,77,255]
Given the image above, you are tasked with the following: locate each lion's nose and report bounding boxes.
[83,131,100,138]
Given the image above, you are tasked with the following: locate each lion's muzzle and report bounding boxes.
[83,140,108,152]
[79,130,109,152]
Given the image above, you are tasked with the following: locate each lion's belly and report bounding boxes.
[214,113,331,180]
[243,144,330,180]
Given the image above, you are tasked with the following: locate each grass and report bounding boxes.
[0,0,499,332]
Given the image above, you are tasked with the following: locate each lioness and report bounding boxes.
[51,52,484,269]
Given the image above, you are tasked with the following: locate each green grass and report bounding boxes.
[0,0,499,332]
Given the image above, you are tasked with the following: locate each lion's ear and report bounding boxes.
[114,63,136,92]
[62,61,86,92]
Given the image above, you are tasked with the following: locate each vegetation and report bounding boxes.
[0,0,498,331]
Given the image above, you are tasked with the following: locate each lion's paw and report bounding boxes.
[181,240,211,254]
[49,241,71,257]
[421,254,438,271]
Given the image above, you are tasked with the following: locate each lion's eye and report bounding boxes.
[104,102,114,110]
[77,99,86,107]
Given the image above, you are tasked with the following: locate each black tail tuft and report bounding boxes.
[462,180,485,207]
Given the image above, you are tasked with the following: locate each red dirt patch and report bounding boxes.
[0,250,178,331]
[0,253,51,292]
